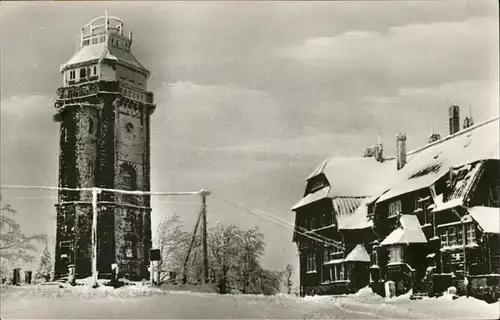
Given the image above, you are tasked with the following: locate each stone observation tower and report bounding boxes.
[53,11,156,280]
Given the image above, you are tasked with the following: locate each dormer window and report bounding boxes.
[388,200,402,218]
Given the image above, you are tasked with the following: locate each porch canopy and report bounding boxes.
[344,244,370,262]
[467,206,500,234]
[380,214,427,246]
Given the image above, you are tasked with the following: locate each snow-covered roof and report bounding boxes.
[322,157,397,197]
[62,43,110,68]
[61,42,147,72]
[291,187,329,211]
[432,162,485,212]
[293,157,397,211]
[337,198,373,230]
[333,197,365,217]
[380,214,427,246]
[344,244,370,262]
[323,258,344,265]
[467,206,500,234]
[377,118,499,203]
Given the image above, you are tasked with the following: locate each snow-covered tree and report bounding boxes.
[35,243,52,282]
[0,199,47,279]
[155,213,190,272]
[284,264,293,294]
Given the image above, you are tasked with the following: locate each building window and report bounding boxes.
[69,70,76,80]
[330,264,345,281]
[466,224,476,245]
[457,226,464,246]
[80,67,87,78]
[370,249,378,266]
[306,252,316,272]
[441,229,449,247]
[125,239,135,258]
[321,211,332,227]
[60,240,72,259]
[388,200,402,218]
[389,245,403,264]
[93,66,97,76]
[448,227,457,246]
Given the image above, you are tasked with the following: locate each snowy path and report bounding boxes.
[1,285,499,319]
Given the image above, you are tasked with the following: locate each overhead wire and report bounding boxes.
[214,195,344,250]
[1,184,344,249]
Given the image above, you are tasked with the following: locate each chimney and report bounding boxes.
[396,133,407,170]
[448,105,460,135]
[463,104,474,129]
[372,144,384,163]
[428,122,441,144]
[363,147,373,157]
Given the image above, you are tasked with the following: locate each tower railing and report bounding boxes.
[55,81,154,105]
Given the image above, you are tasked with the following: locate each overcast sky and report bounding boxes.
[1,1,499,276]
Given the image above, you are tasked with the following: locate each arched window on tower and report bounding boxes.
[121,164,137,191]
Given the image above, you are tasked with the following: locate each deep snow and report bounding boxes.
[1,284,499,319]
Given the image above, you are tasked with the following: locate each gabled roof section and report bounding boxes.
[467,206,500,234]
[291,186,329,211]
[380,214,427,246]
[345,244,370,262]
[378,118,499,203]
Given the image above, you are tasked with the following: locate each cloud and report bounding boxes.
[282,17,498,90]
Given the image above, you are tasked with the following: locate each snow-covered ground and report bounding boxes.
[1,284,498,319]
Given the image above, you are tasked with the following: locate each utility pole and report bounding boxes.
[91,187,102,288]
[201,190,211,283]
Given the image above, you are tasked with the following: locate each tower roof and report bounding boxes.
[60,10,148,75]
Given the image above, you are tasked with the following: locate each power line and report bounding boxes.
[215,196,344,250]
[0,184,203,196]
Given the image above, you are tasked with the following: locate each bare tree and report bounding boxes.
[0,200,47,278]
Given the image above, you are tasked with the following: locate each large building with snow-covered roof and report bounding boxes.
[292,106,500,299]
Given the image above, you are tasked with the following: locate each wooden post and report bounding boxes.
[462,220,467,275]
[183,211,202,283]
[150,261,154,286]
[201,190,211,284]
[91,188,101,288]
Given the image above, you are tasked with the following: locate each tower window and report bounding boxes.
[80,68,87,78]
[125,122,134,133]
[120,163,137,190]
[88,118,94,134]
